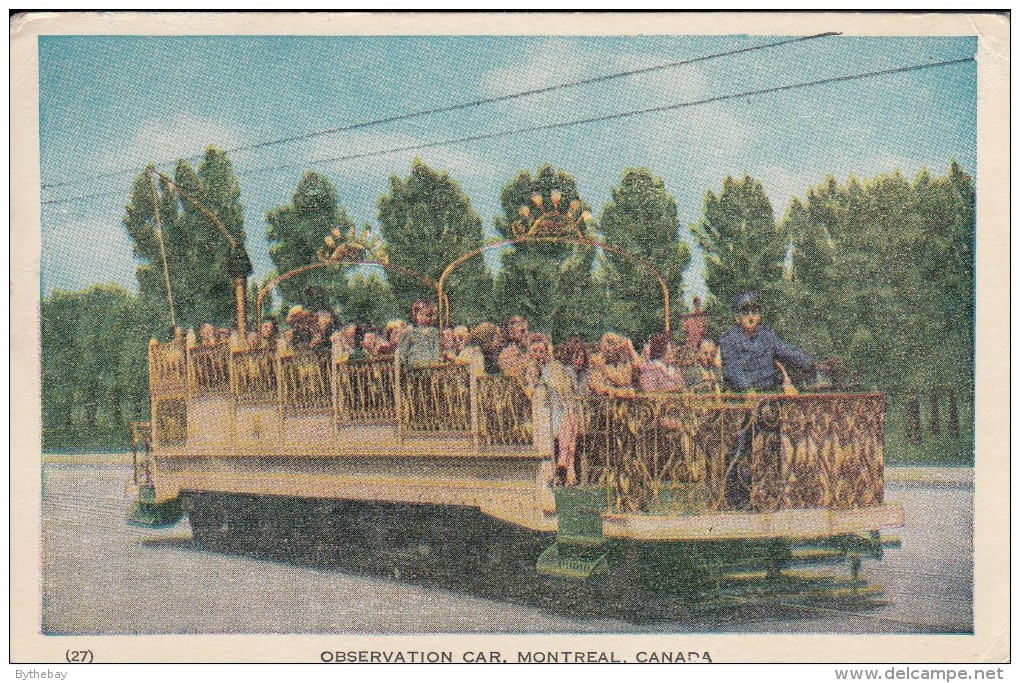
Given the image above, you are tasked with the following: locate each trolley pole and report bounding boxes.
[228,244,254,346]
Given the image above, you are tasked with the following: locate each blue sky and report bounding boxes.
[39,34,976,304]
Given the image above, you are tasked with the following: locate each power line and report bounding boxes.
[252,57,977,173]
[40,56,974,209]
[40,32,838,192]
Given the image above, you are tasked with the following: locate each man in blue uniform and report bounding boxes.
[719,291,814,509]
[720,291,814,391]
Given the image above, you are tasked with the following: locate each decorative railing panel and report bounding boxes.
[280,351,333,413]
[149,341,187,395]
[232,349,278,405]
[476,375,533,446]
[584,393,886,515]
[336,358,397,422]
[188,344,231,397]
[398,363,471,434]
[153,397,188,445]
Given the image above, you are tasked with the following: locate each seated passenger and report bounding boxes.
[457,322,502,377]
[638,333,686,392]
[396,300,441,368]
[380,319,409,355]
[198,322,217,347]
[587,333,640,398]
[285,305,316,351]
[498,315,532,380]
[309,310,336,354]
[452,325,469,357]
[683,338,724,394]
[253,319,278,352]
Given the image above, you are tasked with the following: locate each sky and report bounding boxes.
[39,34,977,305]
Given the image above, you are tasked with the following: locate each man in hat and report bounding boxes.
[719,291,814,509]
[719,291,814,392]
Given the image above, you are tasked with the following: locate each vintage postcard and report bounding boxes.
[10,11,1009,670]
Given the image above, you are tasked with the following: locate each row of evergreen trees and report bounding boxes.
[41,146,974,460]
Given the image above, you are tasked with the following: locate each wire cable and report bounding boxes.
[40,56,973,208]
[40,32,838,191]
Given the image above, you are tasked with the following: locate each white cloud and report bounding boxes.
[99,113,248,170]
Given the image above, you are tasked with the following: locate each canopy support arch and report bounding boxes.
[437,236,671,335]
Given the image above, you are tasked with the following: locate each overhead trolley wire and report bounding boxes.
[41,56,974,208]
[40,32,839,192]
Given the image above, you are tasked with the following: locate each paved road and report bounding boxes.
[41,462,972,634]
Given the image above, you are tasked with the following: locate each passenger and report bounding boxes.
[528,335,582,487]
[683,338,724,394]
[396,300,441,368]
[253,319,278,352]
[215,327,231,343]
[331,322,361,359]
[719,291,814,393]
[587,333,640,398]
[382,319,410,353]
[638,333,685,392]
[554,339,590,396]
[309,310,336,354]
[452,325,469,356]
[198,322,217,347]
[440,327,458,361]
[285,305,315,351]
[498,315,532,379]
[360,330,383,357]
[457,322,502,377]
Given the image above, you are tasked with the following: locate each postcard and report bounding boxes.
[10,11,1009,669]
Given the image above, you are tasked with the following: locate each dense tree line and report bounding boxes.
[40,144,973,460]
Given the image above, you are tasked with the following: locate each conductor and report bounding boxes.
[719,291,814,392]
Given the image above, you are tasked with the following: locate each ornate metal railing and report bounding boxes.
[148,340,187,395]
[280,351,333,413]
[398,363,471,434]
[476,375,533,446]
[581,393,886,515]
[336,357,397,422]
[232,348,278,405]
[152,397,188,445]
[188,343,231,397]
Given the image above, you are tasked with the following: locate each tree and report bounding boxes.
[493,164,603,341]
[781,168,971,447]
[41,285,151,442]
[692,175,788,334]
[122,147,247,333]
[266,171,359,315]
[598,169,689,344]
[378,161,492,325]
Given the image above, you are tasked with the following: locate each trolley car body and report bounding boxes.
[129,333,902,597]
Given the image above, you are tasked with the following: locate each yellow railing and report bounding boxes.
[188,343,231,397]
[476,375,533,446]
[148,341,187,394]
[232,348,278,405]
[280,351,333,413]
[398,362,471,434]
[336,357,397,422]
[152,397,188,445]
[580,393,886,514]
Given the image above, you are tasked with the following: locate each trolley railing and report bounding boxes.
[581,393,886,514]
[147,339,885,513]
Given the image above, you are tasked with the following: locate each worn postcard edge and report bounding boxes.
[10,10,1010,664]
